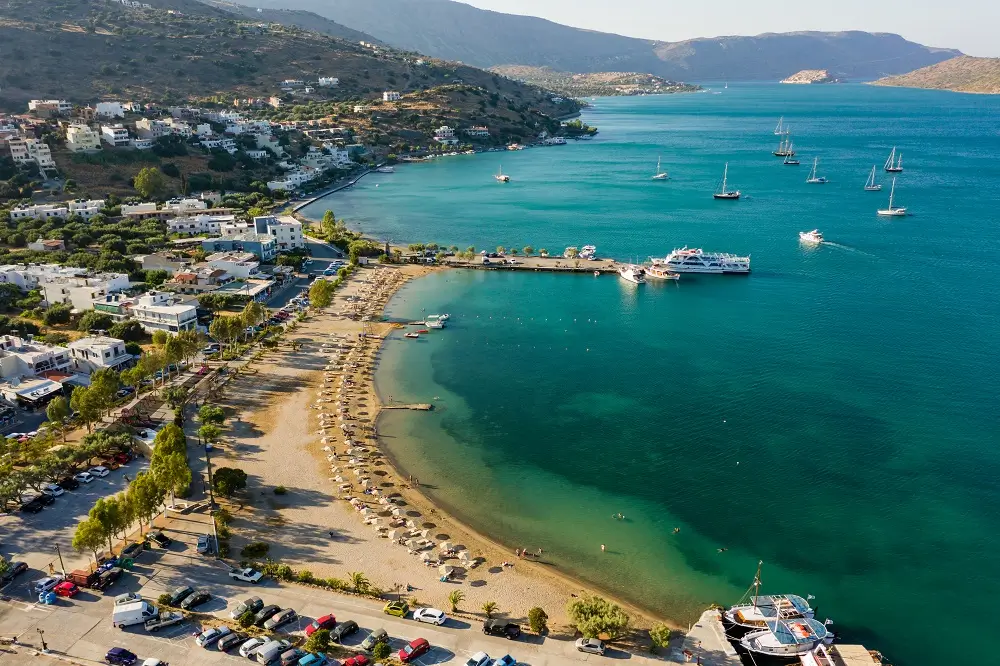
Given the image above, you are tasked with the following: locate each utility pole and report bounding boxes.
[204,439,216,508]
[36,628,47,653]
[54,544,66,576]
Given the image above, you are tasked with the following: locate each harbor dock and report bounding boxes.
[671,609,743,666]
[441,255,621,274]
[382,403,434,411]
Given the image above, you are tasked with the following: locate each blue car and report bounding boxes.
[298,653,328,666]
[105,648,137,665]
[493,656,517,666]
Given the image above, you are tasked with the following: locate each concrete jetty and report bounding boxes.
[670,609,743,666]
[382,403,434,411]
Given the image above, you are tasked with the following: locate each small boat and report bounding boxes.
[799,229,823,244]
[884,147,903,173]
[438,314,450,321]
[580,245,597,260]
[773,134,794,157]
[417,329,429,333]
[594,270,600,277]
[864,165,882,191]
[376,166,395,173]
[774,116,787,136]
[404,332,420,339]
[644,264,680,281]
[495,165,510,183]
[618,264,645,284]
[713,163,741,200]
[806,157,828,184]
[739,618,833,658]
[652,155,669,180]
[877,178,907,217]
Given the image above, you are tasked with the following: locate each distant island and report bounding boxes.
[491,66,700,98]
[872,56,1000,94]
[780,69,839,84]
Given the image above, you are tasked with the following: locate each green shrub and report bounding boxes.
[218,542,230,557]
[273,486,287,495]
[566,595,631,640]
[326,577,347,590]
[304,628,330,653]
[528,607,548,634]
[275,564,293,581]
[371,642,391,661]
[240,542,270,558]
[238,610,256,628]
[296,569,314,584]
[649,623,673,651]
[158,593,173,606]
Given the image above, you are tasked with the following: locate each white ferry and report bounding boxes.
[799,230,823,244]
[618,264,645,284]
[651,248,750,274]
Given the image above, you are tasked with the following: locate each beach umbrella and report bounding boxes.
[335,476,345,482]
[439,541,453,552]
[438,565,454,576]
[420,552,433,562]
[391,508,403,516]
[458,551,471,561]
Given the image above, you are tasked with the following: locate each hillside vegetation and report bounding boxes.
[244,0,961,80]
[491,67,699,97]
[872,56,1000,94]
[199,0,382,44]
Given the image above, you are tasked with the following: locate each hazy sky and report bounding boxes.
[456,0,997,57]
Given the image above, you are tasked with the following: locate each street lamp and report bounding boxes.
[37,628,47,653]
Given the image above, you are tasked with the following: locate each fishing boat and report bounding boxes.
[773,135,795,157]
[404,332,420,339]
[783,143,800,165]
[877,178,907,217]
[618,264,645,284]
[864,165,882,191]
[723,562,817,637]
[652,156,669,180]
[806,157,828,184]
[739,618,833,658]
[495,165,510,183]
[713,163,741,200]
[799,229,824,244]
[644,264,680,281]
[774,116,787,135]
[884,147,903,173]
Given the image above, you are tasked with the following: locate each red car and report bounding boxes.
[344,656,370,666]
[305,613,337,637]
[399,638,430,663]
[113,452,131,465]
[54,581,79,597]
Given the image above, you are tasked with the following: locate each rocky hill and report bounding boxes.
[199,0,382,44]
[872,56,1000,94]
[242,0,961,80]
[780,69,837,84]
[491,66,699,97]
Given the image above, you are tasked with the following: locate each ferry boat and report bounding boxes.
[713,163,741,200]
[618,264,645,284]
[652,248,750,274]
[644,264,680,281]
[495,165,510,183]
[864,165,883,191]
[884,147,903,173]
[806,157,828,184]
[877,178,907,217]
[376,166,395,173]
[652,156,669,180]
[580,245,597,260]
[739,618,832,658]
[799,229,824,244]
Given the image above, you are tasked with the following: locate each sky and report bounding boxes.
[455,0,998,57]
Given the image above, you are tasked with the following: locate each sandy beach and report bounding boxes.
[207,264,664,637]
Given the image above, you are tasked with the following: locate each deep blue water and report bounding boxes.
[305,83,1000,666]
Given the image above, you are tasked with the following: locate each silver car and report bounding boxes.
[575,638,605,655]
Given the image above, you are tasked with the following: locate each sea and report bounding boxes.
[301,83,1000,665]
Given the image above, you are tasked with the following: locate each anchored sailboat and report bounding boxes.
[652,156,669,180]
[884,147,903,173]
[864,165,882,191]
[806,157,828,184]
[494,164,510,183]
[713,163,741,200]
[877,178,907,216]
[783,141,800,165]
[774,116,787,136]
[773,134,795,157]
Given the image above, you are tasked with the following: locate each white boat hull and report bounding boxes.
[660,264,749,274]
[652,173,669,180]
[877,208,907,217]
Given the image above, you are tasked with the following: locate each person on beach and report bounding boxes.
[601,544,606,552]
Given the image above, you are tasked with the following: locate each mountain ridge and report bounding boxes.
[872,56,1000,94]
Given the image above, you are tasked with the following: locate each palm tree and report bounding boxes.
[522,246,534,257]
[349,571,370,593]
[448,590,465,612]
[481,601,498,618]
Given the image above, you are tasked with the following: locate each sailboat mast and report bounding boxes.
[889,178,895,208]
[722,163,728,192]
[752,560,763,610]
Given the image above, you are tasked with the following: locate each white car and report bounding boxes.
[88,466,109,477]
[32,575,65,595]
[41,483,64,497]
[575,638,606,655]
[114,592,141,605]
[239,636,269,658]
[465,652,491,666]
[413,607,447,625]
[74,471,94,483]
[142,660,167,666]
[229,567,263,583]
[195,625,231,648]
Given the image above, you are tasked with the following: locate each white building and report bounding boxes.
[255,215,304,251]
[167,213,235,235]
[131,138,154,150]
[128,291,198,333]
[7,200,104,222]
[463,126,489,138]
[206,251,261,279]
[100,124,130,147]
[40,272,131,311]
[95,102,127,119]
[66,124,103,152]
[383,91,401,102]
[7,137,55,168]
[267,167,320,192]
[0,335,71,380]
[255,133,284,157]
[434,126,458,144]
[120,202,158,216]
[318,77,339,87]
[135,117,170,139]
[67,336,132,374]
[162,198,207,215]
[28,99,72,115]
[0,264,82,291]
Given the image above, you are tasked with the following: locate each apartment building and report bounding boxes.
[40,272,130,311]
[66,124,103,152]
[7,137,55,168]
[100,124,130,147]
[67,336,132,374]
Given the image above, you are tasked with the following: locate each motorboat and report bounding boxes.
[376,166,395,173]
[580,245,597,260]
[404,332,420,339]
[799,230,824,244]
[644,264,680,281]
[739,618,832,658]
[617,264,645,284]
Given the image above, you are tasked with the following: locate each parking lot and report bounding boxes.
[2,520,625,666]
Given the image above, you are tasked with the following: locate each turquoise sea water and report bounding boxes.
[303,84,1000,665]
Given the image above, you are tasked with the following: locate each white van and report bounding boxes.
[112,601,158,628]
[256,639,291,664]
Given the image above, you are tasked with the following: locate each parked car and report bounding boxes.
[54,581,79,597]
[0,561,28,585]
[58,476,80,491]
[280,648,306,666]
[398,638,430,663]
[330,620,359,643]
[88,466,109,477]
[32,576,65,595]
[19,495,46,513]
[217,631,248,652]
[360,628,388,653]
[166,585,193,606]
[196,535,213,554]
[575,638,605,655]
[195,625,231,648]
[40,483,65,497]
[254,604,281,626]
[74,471,94,483]
[492,655,517,666]
[145,611,185,632]
[305,613,337,637]
[148,531,172,548]
[264,608,297,630]
[465,652,491,666]
[114,591,141,605]
[180,589,211,610]
[483,619,521,640]
[239,636,270,658]
[343,656,370,666]
[121,542,144,559]
[105,647,138,665]
[229,566,263,583]
[383,601,408,617]
[413,608,446,625]
[297,653,327,666]
[96,567,123,591]
[230,596,264,620]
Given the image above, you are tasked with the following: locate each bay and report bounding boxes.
[303,83,1000,665]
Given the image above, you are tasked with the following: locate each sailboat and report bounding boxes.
[884,147,903,173]
[774,116,787,135]
[783,142,800,165]
[722,562,818,637]
[652,156,669,180]
[772,134,794,157]
[877,178,907,216]
[806,157,828,184]
[713,163,741,200]
[864,165,882,191]
[494,164,510,183]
